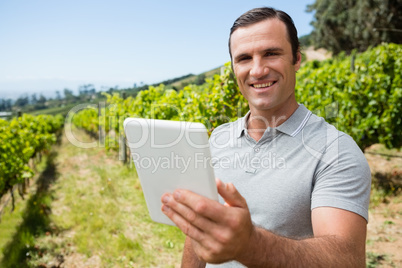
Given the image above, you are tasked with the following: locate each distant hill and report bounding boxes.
[167,66,222,90]
[14,48,331,117]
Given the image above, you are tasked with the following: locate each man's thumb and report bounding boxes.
[216,178,247,208]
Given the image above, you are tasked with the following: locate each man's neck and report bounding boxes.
[246,101,299,142]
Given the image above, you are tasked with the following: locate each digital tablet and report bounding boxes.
[123,118,218,226]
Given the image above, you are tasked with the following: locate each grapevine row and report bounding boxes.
[0,114,64,198]
[72,43,401,151]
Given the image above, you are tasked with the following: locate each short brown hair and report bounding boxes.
[229,7,300,64]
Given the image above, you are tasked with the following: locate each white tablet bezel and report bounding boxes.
[123,118,218,226]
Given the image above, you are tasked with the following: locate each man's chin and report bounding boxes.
[249,102,275,112]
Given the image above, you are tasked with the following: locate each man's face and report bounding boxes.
[230,19,301,116]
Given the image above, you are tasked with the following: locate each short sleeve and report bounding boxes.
[311,134,371,222]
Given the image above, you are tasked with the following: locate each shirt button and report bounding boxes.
[254,147,260,153]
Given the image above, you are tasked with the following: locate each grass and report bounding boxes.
[0,191,29,259]
[1,127,400,267]
[369,182,392,208]
[0,152,58,267]
[367,143,401,209]
[29,103,79,117]
[0,127,185,267]
[49,127,186,266]
[366,252,391,268]
[369,176,402,209]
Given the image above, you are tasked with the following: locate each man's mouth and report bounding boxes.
[251,81,276,88]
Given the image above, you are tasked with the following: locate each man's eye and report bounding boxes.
[238,56,251,62]
[265,52,277,57]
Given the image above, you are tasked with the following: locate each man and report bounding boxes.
[161,7,371,267]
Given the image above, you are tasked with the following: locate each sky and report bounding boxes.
[0,0,315,100]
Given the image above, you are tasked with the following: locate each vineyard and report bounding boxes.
[72,43,401,152]
[0,43,401,267]
[0,114,64,200]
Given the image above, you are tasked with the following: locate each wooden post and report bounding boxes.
[119,133,127,163]
[98,101,105,147]
[120,92,128,164]
[350,53,355,72]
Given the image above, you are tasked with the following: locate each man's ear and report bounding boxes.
[295,51,302,71]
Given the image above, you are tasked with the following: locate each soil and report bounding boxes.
[303,46,331,61]
[52,141,401,267]
[365,144,402,267]
[367,198,402,267]
[1,128,400,267]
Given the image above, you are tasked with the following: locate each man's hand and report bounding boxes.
[162,179,367,267]
[161,179,255,264]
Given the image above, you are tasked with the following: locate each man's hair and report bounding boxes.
[229,7,300,64]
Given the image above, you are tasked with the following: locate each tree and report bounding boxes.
[307,0,402,54]
[38,94,47,104]
[78,84,95,96]
[0,99,5,111]
[31,93,38,104]
[15,95,29,107]
[299,34,313,48]
[64,88,75,102]
[1,99,13,111]
[33,94,47,110]
[194,73,206,85]
[55,90,62,100]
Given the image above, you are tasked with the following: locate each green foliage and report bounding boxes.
[72,44,401,151]
[307,0,402,55]
[71,107,99,135]
[296,43,402,150]
[73,62,248,151]
[0,152,60,268]
[299,34,313,48]
[0,114,63,197]
[366,252,390,268]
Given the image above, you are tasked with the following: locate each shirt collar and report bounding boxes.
[276,104,312,137]
[236,110,250,138]
[235,104,312,138]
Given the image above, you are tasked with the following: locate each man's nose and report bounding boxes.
[249,60,269,78]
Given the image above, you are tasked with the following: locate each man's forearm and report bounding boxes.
[237,227,365,267]
[182,236,206,268]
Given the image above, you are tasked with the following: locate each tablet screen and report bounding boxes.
[124,118,218,225]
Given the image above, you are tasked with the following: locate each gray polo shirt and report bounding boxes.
[207,104,371,267]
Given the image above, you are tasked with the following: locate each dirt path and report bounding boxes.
[367,197,402,267]
[303,46,331,61]
[50,128,185,267]
[1,128,401,267]
[365,144,402,267]
[0,127,185,267]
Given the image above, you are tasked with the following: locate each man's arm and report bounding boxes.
[162,179,367,267]
[182,236,206,268]
[238,207,366,267]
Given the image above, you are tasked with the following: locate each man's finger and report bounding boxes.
[162,193,216,233]
[170,189,224,222]
[216,178,247,208]
[161,203,205,242]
